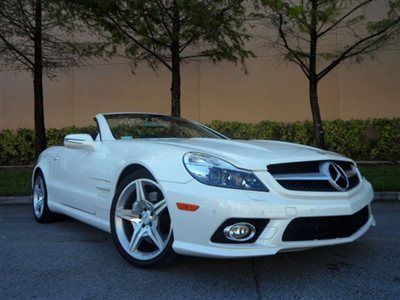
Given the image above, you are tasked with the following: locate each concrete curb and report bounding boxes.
[0,196,31,205]
[0,165,34,169]
[357,161,399,165]
[0,192,399,206]
[374,192,400,203]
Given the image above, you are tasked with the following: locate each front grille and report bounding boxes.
[268,160,360,192]
[282,206,369,241]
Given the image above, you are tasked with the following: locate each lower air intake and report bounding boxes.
[282,206,369,241]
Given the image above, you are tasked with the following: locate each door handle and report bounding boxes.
[52,155,60,161]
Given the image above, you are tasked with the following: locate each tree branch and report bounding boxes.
[0,10,34,41]
[317,0,373,37]
[107,15,172,71]
[180,53,214,60]
[17,0,34,31]
[316,0,339,33]
[0,33,34,68]
[277,14,310,78]
[152,0,173,37]
[155,0,173,21]
[113,8,170,49]
[318,16,400,80]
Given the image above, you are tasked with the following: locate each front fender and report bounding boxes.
[31,148,56,187]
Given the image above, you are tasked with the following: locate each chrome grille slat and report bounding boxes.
[273,173,329,181]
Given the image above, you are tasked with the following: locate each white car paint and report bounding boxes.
[33,113,375,258]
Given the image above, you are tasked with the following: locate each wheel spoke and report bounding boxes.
[128,223,145,253]
[148,226,165,249]
[38,179,44,194]
[116,208,140,221]
[136,181,145,201]
[35,198,44,211]
[34,186,42,197]
[135,181,152,210]
[152,200,167,217]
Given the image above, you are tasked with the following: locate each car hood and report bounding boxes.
[146,138,350,170]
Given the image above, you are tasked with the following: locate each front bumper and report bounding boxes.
[160,175,375,258]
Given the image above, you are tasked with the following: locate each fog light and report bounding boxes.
[223,222,256,241]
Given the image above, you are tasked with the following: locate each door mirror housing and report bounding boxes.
[64,134,95,150]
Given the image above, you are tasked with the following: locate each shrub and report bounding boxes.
[0,129,35,165]
[208,118,400,161]
[0,126,96,165]
[0,118,399,165]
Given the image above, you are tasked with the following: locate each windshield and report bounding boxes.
[104,114,223,140]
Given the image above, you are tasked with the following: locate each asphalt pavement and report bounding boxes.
[1,203,399,299]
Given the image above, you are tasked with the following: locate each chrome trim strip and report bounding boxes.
[273,173,329,181]
[272,166,358,181]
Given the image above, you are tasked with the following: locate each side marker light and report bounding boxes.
[176,202,199,211]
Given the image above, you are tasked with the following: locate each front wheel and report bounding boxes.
[32,172,61,223]
[110,170,174,267]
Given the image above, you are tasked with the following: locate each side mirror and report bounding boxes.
[64,134,95,150]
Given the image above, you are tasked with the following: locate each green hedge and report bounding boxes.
[0,126,96,165]
[0,119,399,165]
[208,118,400,161]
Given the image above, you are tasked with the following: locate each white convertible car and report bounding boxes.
[32,113,375,267]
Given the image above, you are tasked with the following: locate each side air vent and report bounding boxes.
[268,160,360,192]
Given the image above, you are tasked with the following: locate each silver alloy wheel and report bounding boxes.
[114,179,172,261]
[33,176,45,218]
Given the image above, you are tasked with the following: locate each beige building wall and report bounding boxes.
[0,48,399,130]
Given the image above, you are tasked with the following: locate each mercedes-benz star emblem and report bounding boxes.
[320,162,349,191]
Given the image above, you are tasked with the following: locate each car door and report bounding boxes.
[51,138,111,215]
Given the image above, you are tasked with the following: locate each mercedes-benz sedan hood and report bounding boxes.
[147,138,350,170]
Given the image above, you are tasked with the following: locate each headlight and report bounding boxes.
[183,152,268,191]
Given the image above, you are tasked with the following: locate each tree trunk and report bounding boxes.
[33,0,46,159]
[309,0,326,149]
[170,0,181,118]
[170,45,181,118]
[309,78,326,149]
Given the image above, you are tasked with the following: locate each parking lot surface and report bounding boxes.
[1,203,399,299]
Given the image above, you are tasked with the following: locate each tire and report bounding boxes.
[110,169,175,268]
[32,171,62,223]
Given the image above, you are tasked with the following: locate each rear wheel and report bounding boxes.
[110,170,174,267]
[32,172,60,223]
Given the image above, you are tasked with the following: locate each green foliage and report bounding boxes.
[0,129,35,165]
[0,118,399,165]
[0,0,105,75]
[358,165,400,191]
[0,167,33,196]
[0,126,96,165]
[208,118,400,161]
[46,126,97,146]
[62,0,253,69]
